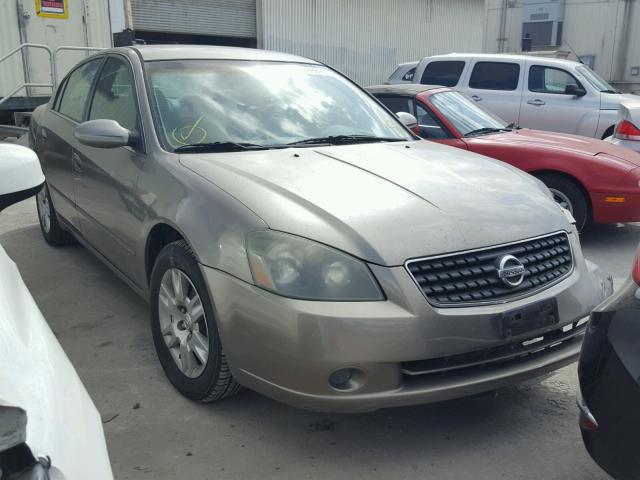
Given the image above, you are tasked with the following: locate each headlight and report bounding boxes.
[246,231,384,301]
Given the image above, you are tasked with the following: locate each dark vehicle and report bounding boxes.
[578,246,640,479]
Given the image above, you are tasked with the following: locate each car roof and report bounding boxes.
[366,84,446,96]
[116,44,320,64]
[426,52,582,68]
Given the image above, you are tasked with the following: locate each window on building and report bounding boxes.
[528,65,582,94]
[57,59,102,122]
[420,61,465,87]
[469,62,520,91]
[88,57,139,131]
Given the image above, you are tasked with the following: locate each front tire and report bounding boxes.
[36,183,77,246]
[150,240,242,402]
[538,174,589,232]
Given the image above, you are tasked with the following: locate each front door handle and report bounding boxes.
[40,128,48,139]
[72,152,83,174]
[527,99,546,106]
[471,95,482,102]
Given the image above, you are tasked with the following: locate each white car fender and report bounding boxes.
[0,245,113,479]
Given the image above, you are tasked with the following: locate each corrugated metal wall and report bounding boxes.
[0,1,24,98]
[484,0,640,83]
[131,0,257,37]
[258,0,486,86]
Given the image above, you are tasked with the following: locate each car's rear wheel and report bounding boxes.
[36,183,77,246]
[150,240,242,402]
[538,174,589,232]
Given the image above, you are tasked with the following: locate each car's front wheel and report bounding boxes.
[150,240,242,402]
[538,174,589,232]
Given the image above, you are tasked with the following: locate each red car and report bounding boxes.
[368,84,640,231]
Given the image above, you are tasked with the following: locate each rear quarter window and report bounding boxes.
[420,61,465,87]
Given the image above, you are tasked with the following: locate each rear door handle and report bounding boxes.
[471,95,482,102]
[527,99,546,106]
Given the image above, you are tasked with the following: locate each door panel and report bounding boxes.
[40,58,103,227]
[74,56,145,286]
[462,60,523,125]
[519,63,600,136]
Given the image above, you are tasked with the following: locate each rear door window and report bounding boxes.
[57,58,102,122]
[420,61,465,87]
[469,62,520,91]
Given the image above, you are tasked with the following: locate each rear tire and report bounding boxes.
[36,183,77,246]
[150,240,243,402]
[537,173,589,232]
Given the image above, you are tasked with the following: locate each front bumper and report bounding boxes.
[204,233,612,412]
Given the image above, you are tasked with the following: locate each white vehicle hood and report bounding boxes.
[0,245,112,479]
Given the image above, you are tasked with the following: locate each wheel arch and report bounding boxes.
[530,169,593,218]
[601,124,615,140]
[145,222,193,286]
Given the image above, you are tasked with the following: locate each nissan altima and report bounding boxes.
[30,45,612,412]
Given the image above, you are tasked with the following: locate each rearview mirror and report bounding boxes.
[396,111,418,130]
[74,119,131,149]
[0,144,45,212]
[565,84,586,97]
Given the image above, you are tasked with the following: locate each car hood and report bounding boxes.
[181,141,570,266]
[600,92,640,110]
[0,245,112,479]
[471,129,640,168]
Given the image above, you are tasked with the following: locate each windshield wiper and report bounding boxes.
[174,142,269,153]
[287,134,406,146]
[601,89,618,94]
[464,127,511,137]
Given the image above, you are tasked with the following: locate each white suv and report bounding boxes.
[409,53,639,139]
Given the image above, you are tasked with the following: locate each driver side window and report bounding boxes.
[88,57,139,131]
[528,65,582,94]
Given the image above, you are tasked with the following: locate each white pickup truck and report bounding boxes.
[405,53,639,139]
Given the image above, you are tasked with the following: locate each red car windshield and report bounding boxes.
[429,91,508,136]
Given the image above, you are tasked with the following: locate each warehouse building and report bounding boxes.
[483,0,640,91]
[110,0,486,85]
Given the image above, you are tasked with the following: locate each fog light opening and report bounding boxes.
[328,368,365,392]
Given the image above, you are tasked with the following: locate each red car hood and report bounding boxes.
[472,129,640,168]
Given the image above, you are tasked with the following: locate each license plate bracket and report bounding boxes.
[497,298,559,340]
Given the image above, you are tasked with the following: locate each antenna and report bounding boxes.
[563,39,584,64]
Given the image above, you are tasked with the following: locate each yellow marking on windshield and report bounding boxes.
[171,116,208,145]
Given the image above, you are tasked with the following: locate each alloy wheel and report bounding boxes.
[158,268,209,378]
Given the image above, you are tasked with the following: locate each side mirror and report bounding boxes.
[396,111,418,131]
[0,144,45,212]
[74,119,132,148]
[565,84,586,97]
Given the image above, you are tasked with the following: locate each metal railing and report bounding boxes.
[0,43,53,108]
[0,43,107,109]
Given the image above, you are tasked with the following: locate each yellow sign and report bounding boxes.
[35,0,69,19]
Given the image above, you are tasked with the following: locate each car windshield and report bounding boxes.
[145,60,412,151]
[429,90,508,136]
[576,65,617,93]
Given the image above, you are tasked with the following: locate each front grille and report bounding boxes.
[406,232,573,307]
[401,319,587,378]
